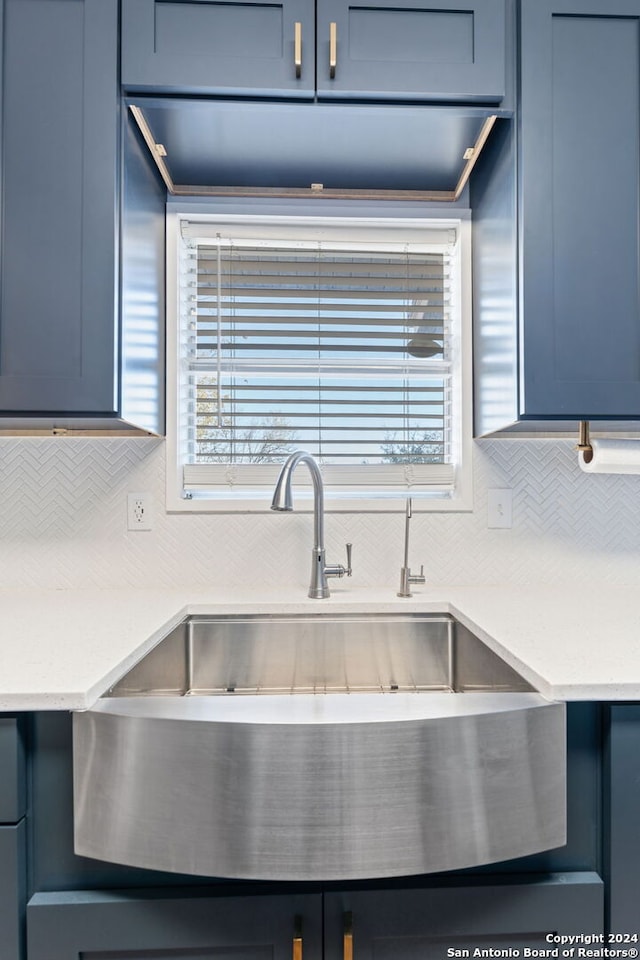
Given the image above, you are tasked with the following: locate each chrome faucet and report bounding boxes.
[397,498,426,597]
[271,450,352,599]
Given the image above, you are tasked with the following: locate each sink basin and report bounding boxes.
[73,613,565,881]
[102,613,535,697]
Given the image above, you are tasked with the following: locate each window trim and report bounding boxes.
[165,206,473,514]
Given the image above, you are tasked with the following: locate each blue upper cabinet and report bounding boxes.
[121,0,507,103]
[122,0,316,97]
[473,0,640,431]
[316,0,506,102]
[0,0,164,432]
[519,0,640,419]
[0,0,119,417]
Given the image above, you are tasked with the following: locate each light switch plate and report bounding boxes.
[487,489,513,529]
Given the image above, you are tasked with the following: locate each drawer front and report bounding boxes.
[0,718,26,824]
[28,890,322,960]
[325,873,604,950]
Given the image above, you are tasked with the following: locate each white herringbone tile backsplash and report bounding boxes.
[0,436,638,589]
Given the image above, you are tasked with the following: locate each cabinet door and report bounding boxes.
[520,0,640,419]
[0,0,119,415]
[325,874,603,958]
[606,706,640,934]
[0,824,26,960]
[122,0,315,97]
[27,891,322,960]
[0,718,25,824]
[316,0,506,101]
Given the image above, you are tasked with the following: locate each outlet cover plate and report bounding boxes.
[127,492,152,531]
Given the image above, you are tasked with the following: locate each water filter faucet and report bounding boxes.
[397,498,426,597]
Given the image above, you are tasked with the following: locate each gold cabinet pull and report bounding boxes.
[293,914,303,960]
[343,911,353,960]
[294,21,302,79]
[329,21,337,78]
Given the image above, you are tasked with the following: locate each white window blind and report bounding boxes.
[175,218,464,503]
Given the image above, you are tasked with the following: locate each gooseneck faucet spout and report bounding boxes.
[271,450,352,599]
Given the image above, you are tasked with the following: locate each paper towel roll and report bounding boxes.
[579,438,640,474]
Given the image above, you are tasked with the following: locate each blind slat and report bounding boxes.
[197,303,446,315]
[183,462,456,489]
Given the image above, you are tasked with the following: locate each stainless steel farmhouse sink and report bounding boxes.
[73,614,566,881]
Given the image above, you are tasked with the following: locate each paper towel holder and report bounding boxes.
[577,421,593,464]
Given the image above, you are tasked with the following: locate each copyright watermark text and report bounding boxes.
[446,937,640,960]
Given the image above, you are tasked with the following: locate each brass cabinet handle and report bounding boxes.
[293,914,303,960]
[329,21,337,78]
[294,21,302,79]
[343,911,353,960]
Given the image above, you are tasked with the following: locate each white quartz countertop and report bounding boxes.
[0,583,638,710]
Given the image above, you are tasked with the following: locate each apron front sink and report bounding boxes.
[73,613,566,881]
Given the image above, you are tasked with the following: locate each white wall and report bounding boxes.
[0,436,638,590]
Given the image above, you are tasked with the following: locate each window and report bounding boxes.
[166,212,472,512]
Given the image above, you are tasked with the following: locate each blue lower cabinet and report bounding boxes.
[27,890,323,960]
[325,874,604,956]
[606,705,640,934]
[0,823,26,960]
[27,874,603,960]
[25,709,605,957]
[0,717,26,824]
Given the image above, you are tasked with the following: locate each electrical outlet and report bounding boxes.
[127,492,152,531]
[487,488,513,529]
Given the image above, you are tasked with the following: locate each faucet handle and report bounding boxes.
[345,542,353,577]
[324,543,353,581]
